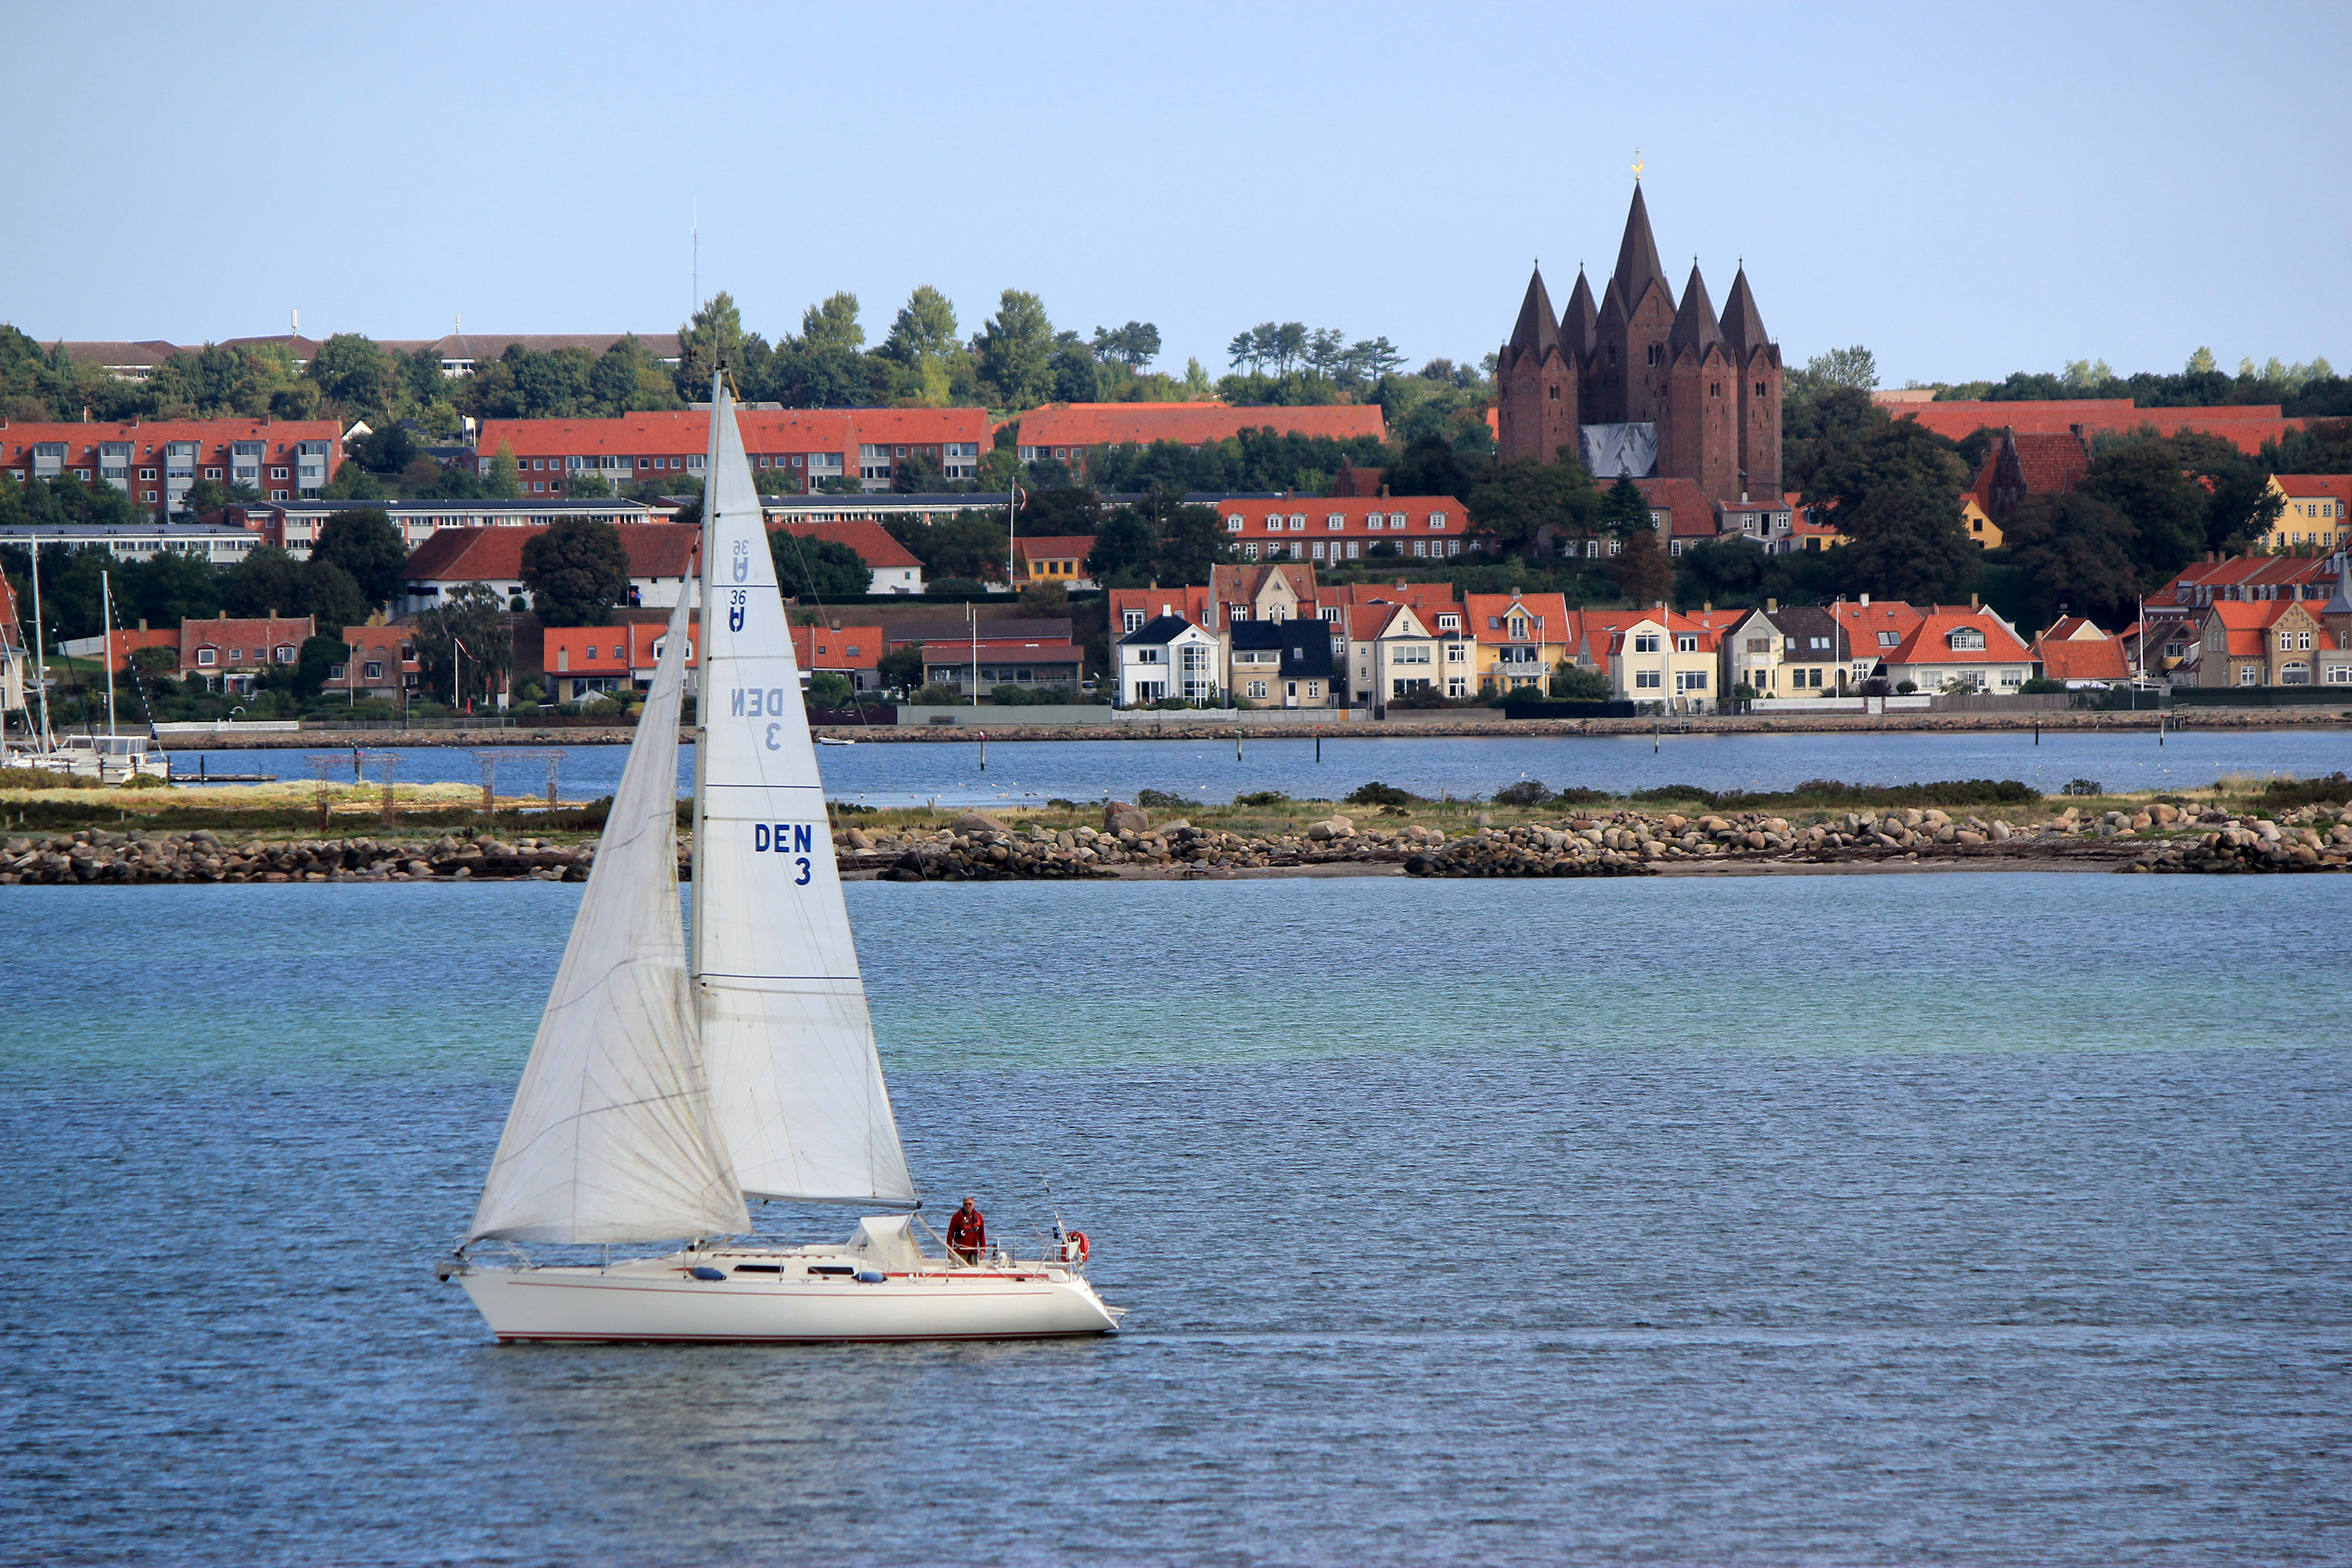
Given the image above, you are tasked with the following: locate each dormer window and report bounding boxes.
[1437,615,1459,630]
[1947,627,1987,651]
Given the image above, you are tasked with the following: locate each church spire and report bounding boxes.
[1505,264,1563,365]
[1719,263,1770,361]
[1559,268,1598,359]
[1668,262,1725,357]
[1610,183,1670,314]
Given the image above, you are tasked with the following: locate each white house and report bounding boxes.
[1116,612,1221,706]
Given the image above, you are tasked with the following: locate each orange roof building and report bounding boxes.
[771,517,924,595]
[396,524,702,617]
[1878,607,2034,693]
[0,417,345,510]
[1014,402,1385,477]
[474,408,990,497]
[2031,617,2132,684]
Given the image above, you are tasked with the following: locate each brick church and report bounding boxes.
[1496,182,1781,507]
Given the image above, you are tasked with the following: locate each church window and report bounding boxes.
[1755,382,1766,398]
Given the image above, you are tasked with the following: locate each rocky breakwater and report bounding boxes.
[0,830,592,884]
[837,804,1433,880]
[1401,801,2352,877]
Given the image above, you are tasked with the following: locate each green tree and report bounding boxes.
[321,462,388,502]
[566,468,615,499]
[805,671,855,709]
[1598,473,1653,535]
[183,477,260,516]
[520,516,630,626]
[1383,432,1480,503]
[1153,500,1229,583]
[2080,440,2207,586]
[1784,386,1889,496]
[223,545,310,619]
[877,643,925,691]
[307,333,394,411]
[1552,663,1613,700]
[1609,525,1674,606]
[887,512,1007,583]
[120,547,222,626]
[1838,484,1976,604]
[883,285,960,363]
[303,559,370,637]
[311,507,407,607]
[1468,459,1599,556]
[676,291,747,398]
[410,582,512,706]
[1018,486,1103,537]
[349,424,418,474]
[974,289,1056,408]
[295,633,347,701]
[2001,492,2143,630]
[769,532,870,600]
[891,450,947,493]
[799,292,865,354]
[485,442,524,499]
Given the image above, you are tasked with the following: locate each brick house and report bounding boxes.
[176,614,315,692]
[0,417,343,512]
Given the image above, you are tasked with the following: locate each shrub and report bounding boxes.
[119,772,171,789]
[2019,676,2067,694]
[0,767,104,790]
[1236,789,1290,807]
[1135,789,1191,809]
[929,578,987,597]
[2252,771,2351,809]
[1491,780,1549,808]
[1896,681,1918,695]
[2062,778,2104,797]
[1345,781,1416,807]
[1552,787,1611,806]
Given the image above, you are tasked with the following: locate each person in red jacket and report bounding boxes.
[946,1196,985,1265]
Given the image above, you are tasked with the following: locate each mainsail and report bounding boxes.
[692,376,918,1207]
[470,592,749,1243]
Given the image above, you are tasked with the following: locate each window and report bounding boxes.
[1366,514,1384,531]
[1437,615,1459,630]
[1327,514,1344,530]
[1395,645,1432,665]
[197,648,216,666]
[1122,611,1145,633]
[1878,631,1900,647]
[274,644,297,663]
[204,466,221,480]
[1947,626,1986,651]
[1676,634,1697,653]
[1288,514,1305,531]
[1429,512,1446,529]
[1677,670,1708,691]
[1388,513,1406,528]
[1746,637,1770,653]
[1635,669,1661,688]
[1634,633,1661,653]
[1225,515,1243,532]
[362,661,384,680]
[2241,664,2260,685]
[1247,681,1268,699]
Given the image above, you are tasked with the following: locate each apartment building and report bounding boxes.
[0,417,343,511]
[229,497,679,557]
[1015,402,1385,477]
[474,408,989,496]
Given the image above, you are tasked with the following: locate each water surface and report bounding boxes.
[3,876,2347,1565]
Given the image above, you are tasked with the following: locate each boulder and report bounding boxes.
[953,811,1011,835]
[1103,800,1139,829]
[1108,809,1150,835]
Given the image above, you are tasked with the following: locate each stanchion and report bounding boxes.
[978,729,986,771]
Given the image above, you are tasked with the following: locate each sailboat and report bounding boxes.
[444,372,1122,1342]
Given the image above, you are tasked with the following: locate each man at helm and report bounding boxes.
[946,1195,985,1265]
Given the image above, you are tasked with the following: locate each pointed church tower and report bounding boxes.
[1559,268,1599,361]
[1595,183,1678,427]
[1497,265,1579,465]
[1718,264,1784,500]
[1663,263,1738,503]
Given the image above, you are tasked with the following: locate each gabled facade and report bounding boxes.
[1602,608,1723,712]
[1115,615,1219,706]
[2196,600,2327,688]
[395,523,702,618]
[1011,535,1097,590]
[2030,616,2131,685]
[1879,608,2034,694]
[2261,474,2352,554]
[1465,590,1569,695]
[1227,619,1335,707]
[326,626,420,702]
[176,614,315,694]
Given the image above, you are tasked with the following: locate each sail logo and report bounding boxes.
[731,687,794,717]
[753,823,815,855]
[731,539,750,583]
[728,588,746,633]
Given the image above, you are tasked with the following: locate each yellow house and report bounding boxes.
[1960,492,2002,549]
[1464,590,1570,695]
[2262,474,2352,554]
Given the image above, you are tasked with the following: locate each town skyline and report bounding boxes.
[3,2,2346,386]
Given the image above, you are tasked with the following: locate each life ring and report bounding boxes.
[1065,1230,1090,1263]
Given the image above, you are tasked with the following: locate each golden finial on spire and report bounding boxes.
[1632,149,1644,182]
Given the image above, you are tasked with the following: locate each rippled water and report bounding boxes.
[173,723,2348,808]
[4,876,2348,1565]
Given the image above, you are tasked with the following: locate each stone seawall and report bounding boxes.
[147,706,2350,750]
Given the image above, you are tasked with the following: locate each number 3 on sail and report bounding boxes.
[440,370,1124,1344]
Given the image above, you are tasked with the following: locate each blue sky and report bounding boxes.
[5,1,2346,387]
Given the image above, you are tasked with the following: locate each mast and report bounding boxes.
[689,386,717,982]
[100,571,115,740]
[29,543,52,750]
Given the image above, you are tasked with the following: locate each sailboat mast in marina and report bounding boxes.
[445,372,1121,1342]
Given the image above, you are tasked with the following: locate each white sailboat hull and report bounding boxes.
[456,1250,1123,1343]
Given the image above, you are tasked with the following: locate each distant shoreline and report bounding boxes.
[105,706,2350,750]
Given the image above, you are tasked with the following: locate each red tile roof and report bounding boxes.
[1017,401,1385,451]
[402,524,702,583]
[791,624,884,671]
[2009,432,2090,495]
[1464,593,1573,641]
[771,517,920,570]
[1629,476,1721,537]
[0,417,343,463]
[2032,626,2131,681]
[1892,398,2307,456]
[475,408,988,459]
[1883,609,2032,667]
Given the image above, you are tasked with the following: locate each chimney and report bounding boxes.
[139,619,148,631]
[1860,593,1871,607]
[1380,484,1390,498]
[1970,593,1980,610]
[1766,597,1777,612]
[1703,601,1712,614]
[219,610,227,620]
